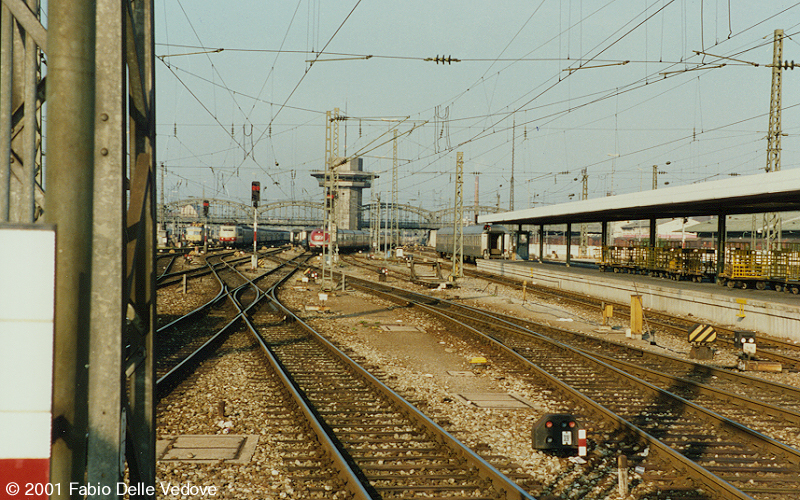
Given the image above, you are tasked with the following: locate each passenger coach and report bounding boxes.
[436,224,512,261]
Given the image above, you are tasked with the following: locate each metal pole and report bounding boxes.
[392,129,398,250]
[652,165,658,190]
[764,29,785,250]
[0,4,12,221]
[46,0,96,494]
[565,222,572,267]
[252,206,257,270]
[126,0,157,490]
[450,152,464,280]
[716,215,727,280]
[21,0,39,222]
[510,117,515,211]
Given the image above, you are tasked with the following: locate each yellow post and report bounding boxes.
[630,295,643,334]
[736,298,747,318]
[602,303,613,325]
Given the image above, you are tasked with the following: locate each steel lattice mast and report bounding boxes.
[392,129,398,249]
[322,108,341,289]
[450,152,464,280]
[764,29,785,251]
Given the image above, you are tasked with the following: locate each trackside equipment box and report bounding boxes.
[532,413,586,455]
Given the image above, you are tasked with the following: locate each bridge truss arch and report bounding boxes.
[162,198,325,226]
[162,198,505,230]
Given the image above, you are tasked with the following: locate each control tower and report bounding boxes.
[311,158,376,230]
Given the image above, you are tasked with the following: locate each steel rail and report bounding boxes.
[443,295,800,418]
[470,265,800,370]
[155,253,292,394]
[345,276,771,500]
[156,258,228,333]
[262,274,536,498]
[157,254,177,279]
[227,260,374,499]
[351,254,800,371]
[426,303,800,451]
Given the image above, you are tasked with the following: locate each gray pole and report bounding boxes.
[86,0,127,493]
[252,206,257,269]
[0,5,12,221]
[46,0,96,494]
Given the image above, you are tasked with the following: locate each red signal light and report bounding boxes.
[545,421,553,428]
[251,181,261,207]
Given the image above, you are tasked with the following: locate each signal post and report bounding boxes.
[252,181,260,270]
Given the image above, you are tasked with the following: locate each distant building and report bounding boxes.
[180,204,199,218]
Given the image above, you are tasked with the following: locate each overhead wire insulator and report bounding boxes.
[427,55,461,64]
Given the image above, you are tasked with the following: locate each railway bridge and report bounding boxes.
[164,197,503,230]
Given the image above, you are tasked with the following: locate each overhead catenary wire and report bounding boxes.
[158,3,800,209]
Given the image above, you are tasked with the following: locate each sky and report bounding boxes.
[155,1,800,215]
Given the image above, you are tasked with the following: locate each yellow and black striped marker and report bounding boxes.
[687,324,716,344]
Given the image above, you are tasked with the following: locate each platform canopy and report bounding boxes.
[479,169,800,226]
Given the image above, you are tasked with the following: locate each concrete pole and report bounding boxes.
[45,0,96,495]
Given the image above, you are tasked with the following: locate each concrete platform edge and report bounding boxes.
[479,260,800,343]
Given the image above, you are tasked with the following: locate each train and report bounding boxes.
[218,224,290,248]
[599,244,800,293]
[185,225,205,245]
[307,228,371,253]
[435,224,513,262]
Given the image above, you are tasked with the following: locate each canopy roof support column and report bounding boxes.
[565,222,572,267]
[538,224,544,262]
[716,215,727,280]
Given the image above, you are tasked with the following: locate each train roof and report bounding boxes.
[437,224,509,235]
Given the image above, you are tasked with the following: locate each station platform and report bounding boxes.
[478,258,800,343]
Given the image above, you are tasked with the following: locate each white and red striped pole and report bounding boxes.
[578,428,587,456]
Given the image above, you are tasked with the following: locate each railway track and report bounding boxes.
[158,253,534,498]
[255,274,537,498]
[158,252,367,498]
[156,252,294,390]
[436,301,800,446]
[156,249,289,289]
[354,253,800,371]
[342,273,800,500]
[470,264,800,371]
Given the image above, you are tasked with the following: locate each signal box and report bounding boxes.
[532,414,585,455]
